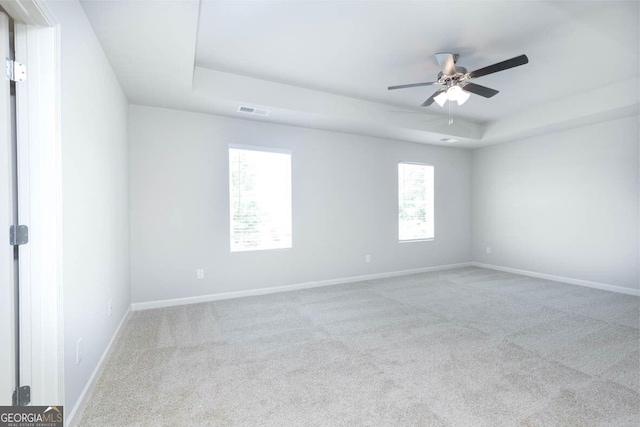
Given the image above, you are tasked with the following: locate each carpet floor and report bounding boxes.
[78,267,639,426]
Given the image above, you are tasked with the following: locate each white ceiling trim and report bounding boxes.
[484,78,640,143]
[192,67,484,145]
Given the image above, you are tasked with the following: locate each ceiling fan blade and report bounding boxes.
[461,82,499,98]
[435,52,457,75]
[388,82,436,90]
[420,89,446,107]
[467,54,529,79]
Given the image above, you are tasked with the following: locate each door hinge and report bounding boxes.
[6,59,26,82]
[12,385,30,406]
[9,225,28,245]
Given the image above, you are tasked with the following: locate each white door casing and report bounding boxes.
[13,19,62,405]
[0,10,16,405]
[0,0,63,406]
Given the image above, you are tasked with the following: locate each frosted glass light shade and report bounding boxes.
[434,91,448,107]
[434,85,470,107]
[446,85,463,100]
[456,89,471,105]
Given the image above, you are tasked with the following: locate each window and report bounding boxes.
[398,162,434,241]
[229,145,292,252]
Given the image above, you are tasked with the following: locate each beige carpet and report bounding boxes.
[78,267,639,426]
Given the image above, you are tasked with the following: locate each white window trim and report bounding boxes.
[399,238,435,243]
[228,143,293,155]
[398,161,435,242]
[228,145,293,253]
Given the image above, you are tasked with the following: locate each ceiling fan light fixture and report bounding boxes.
[446,85,470,105]
[434,85,469,107]
[456,89,471,105]
[446,85,462,99]
[434,91,448,107]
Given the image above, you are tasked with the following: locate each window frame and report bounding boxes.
[228,143,293,253]
[397,161,435,243]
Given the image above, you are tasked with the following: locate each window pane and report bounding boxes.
[229,147,292,251]
[399,163,434,240]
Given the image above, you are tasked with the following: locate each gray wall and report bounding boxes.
[472,115,639,290]
[129,105,472,303]
[49,0,130,413]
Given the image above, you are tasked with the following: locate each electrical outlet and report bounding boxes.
[486,246,491,254]
[197,269,205,279]
[108,300,113,317]
[365,254,371,263]
[76,338,82,365]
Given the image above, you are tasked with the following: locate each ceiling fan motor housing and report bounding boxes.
[437,66,468,86]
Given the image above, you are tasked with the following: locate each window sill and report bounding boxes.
[230,247,292,253]
[399,238,435,243]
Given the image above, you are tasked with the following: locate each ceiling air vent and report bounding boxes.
[237,106,271,117]
[440,137,458,143]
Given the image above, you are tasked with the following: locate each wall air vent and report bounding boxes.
[237,106,271,117]
[440,137,458,143]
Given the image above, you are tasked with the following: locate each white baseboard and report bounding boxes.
[472,262,640,297]
[66,307,132,427]
[131,262,473,311]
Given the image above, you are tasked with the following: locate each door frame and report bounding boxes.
[0,0,62,406]
[0,9,16,407]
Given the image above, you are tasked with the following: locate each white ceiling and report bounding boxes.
[80,0,639,148]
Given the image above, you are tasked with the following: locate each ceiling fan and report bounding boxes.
[388,53,529,107]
